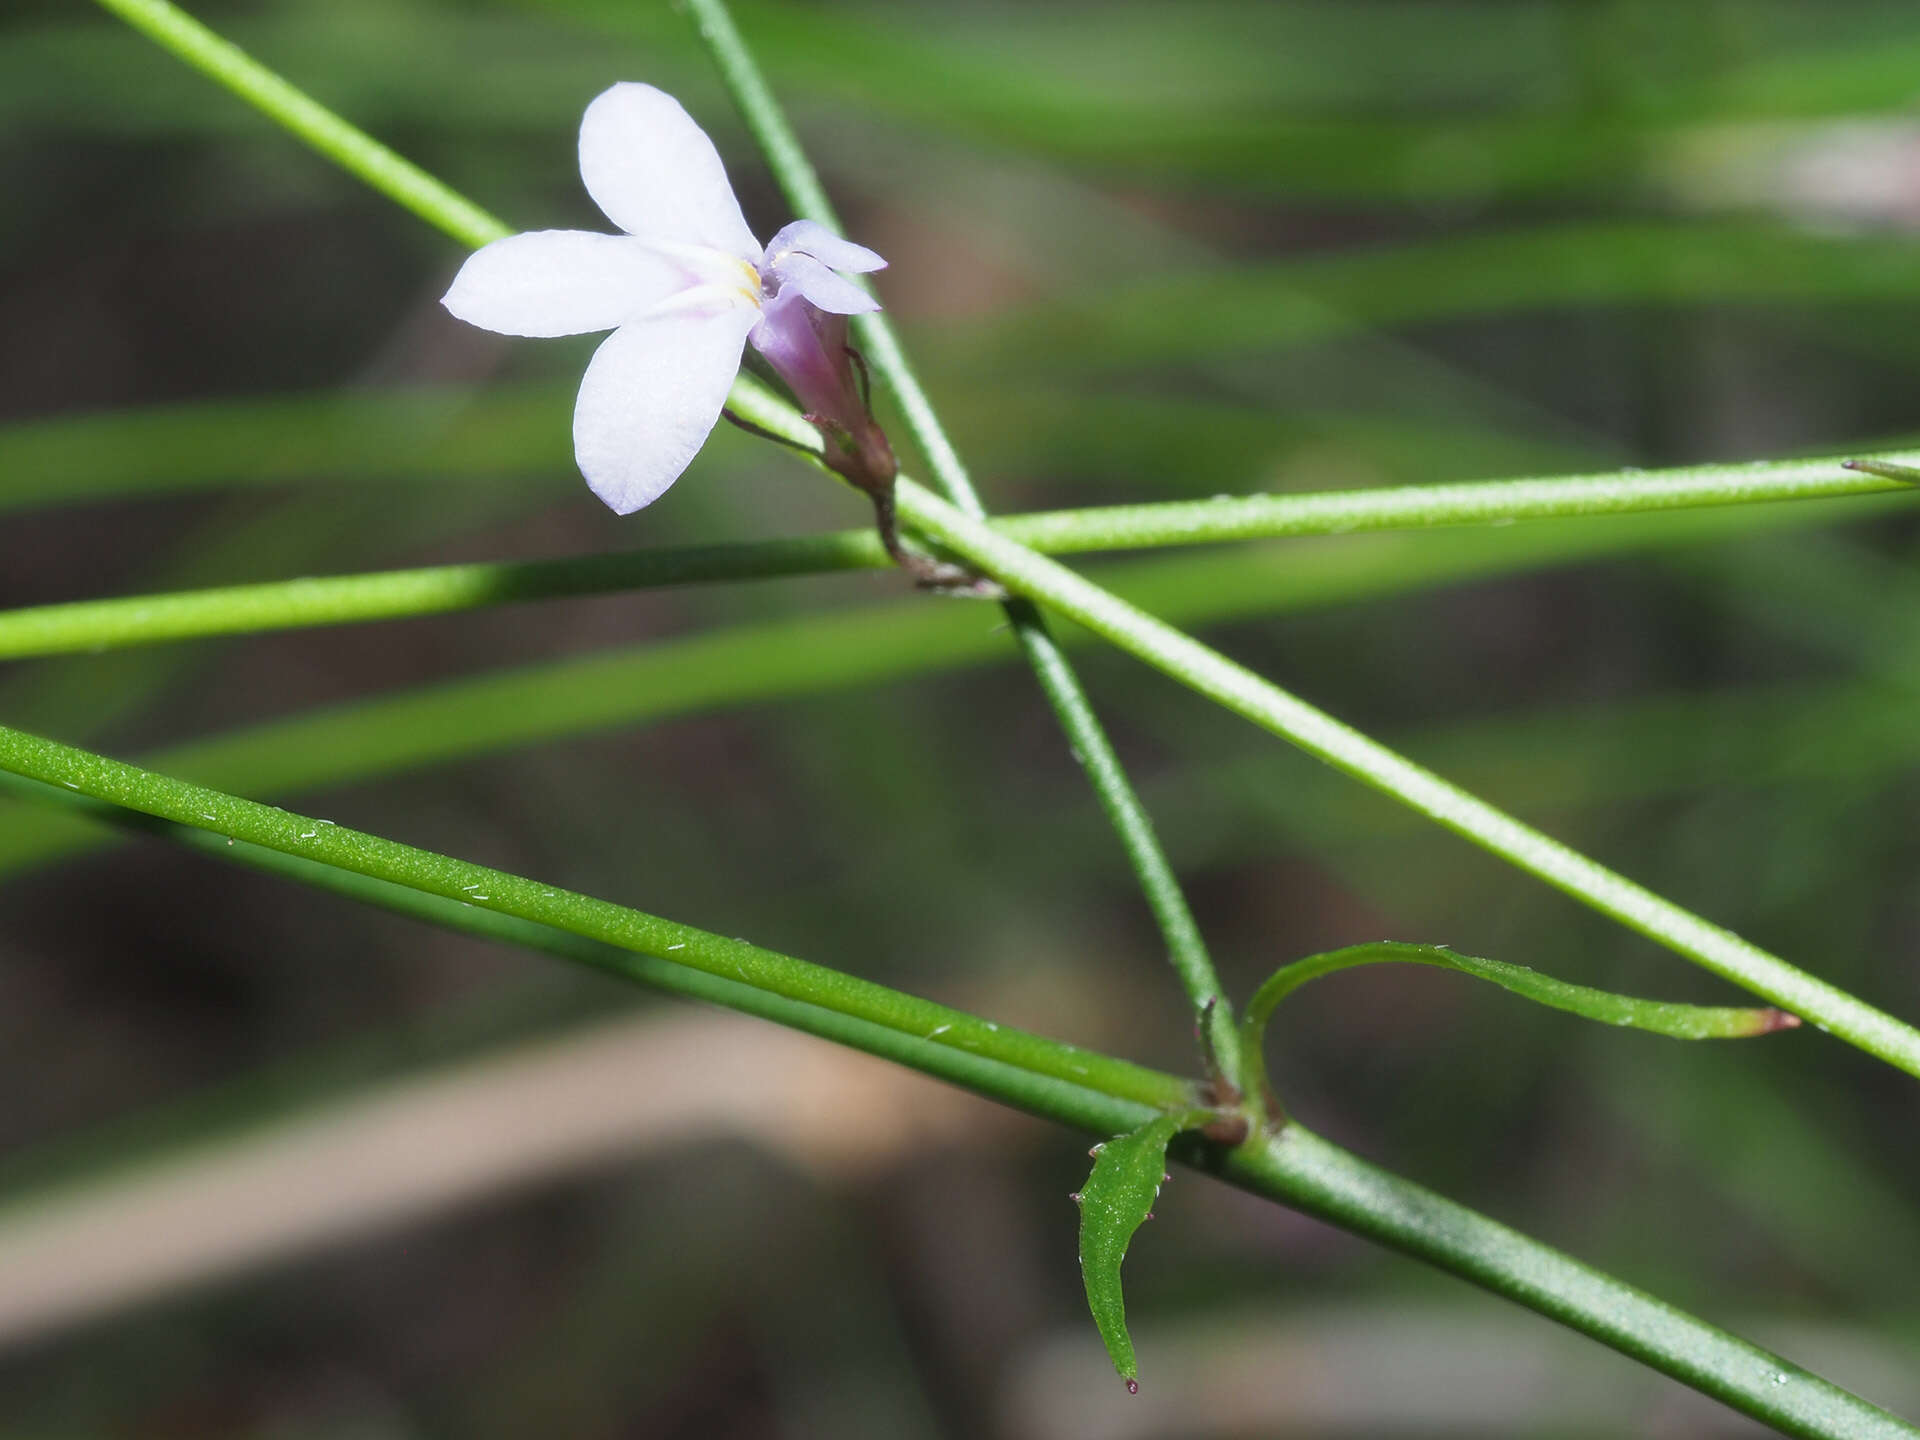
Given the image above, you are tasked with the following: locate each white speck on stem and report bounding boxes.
[666,942,685,951]
[927,1023,951,1039]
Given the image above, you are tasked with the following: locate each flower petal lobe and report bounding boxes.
[766,219,887,273]
[441,231,684,338]
[773,252,880,316]
[572,309,758,514]
[579,83,761,261]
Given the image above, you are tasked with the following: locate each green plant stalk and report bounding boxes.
[1,757,1911,1439]
[0,769,1160,1141]
[0,722,1185,1113]
[89,0,511,250]
[3,454,1912,660]
[685,0,1247,1097]
[1225,1128,1916,1440]
[886,476,1920,1080]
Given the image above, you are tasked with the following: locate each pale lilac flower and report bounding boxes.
[441,82,887,514]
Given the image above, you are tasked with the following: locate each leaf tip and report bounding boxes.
[1759,1007,1802,1033]
[1843,457,1920,485]
[1126,1379,1139,1395]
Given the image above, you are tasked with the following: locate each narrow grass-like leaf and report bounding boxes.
[1241,942,1799,1103]
[1076,1108,1211,1391]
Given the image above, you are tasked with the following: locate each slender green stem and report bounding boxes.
[3,762,1911,1440]
[0,722,1190,1113]
[1006,452,1920,551]
[687,0,1246,1091]
[89,0,510,250]
[890,478,1920,1080]
[0,448,1911,661]
[1227,1128,1917,1440]
[0,769,1163,1138]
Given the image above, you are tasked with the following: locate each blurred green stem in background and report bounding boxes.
[1,731,1914,1440]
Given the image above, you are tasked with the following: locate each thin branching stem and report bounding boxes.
[90,0,510,249]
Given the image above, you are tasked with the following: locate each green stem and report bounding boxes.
[890,477,1920,1081]
[686,0,1246,1093]
[4,763,1911,1440]
[89,0,510,250]
[0,722,1189,1113]
[1228,1128,1917,1440]
[0,769,1162,1138]
[0,447,1912,661]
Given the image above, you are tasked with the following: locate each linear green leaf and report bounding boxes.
[1077,1108,1210,1390]
[1241,942,1798,1099]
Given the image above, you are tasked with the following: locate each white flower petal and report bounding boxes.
[441,231,683,338]
[766,219,887,273]
[579,82,761,261]
[772,252,880,315]
[572,308,758,514]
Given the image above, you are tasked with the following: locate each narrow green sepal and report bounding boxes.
[1076,1108,1211,1390]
